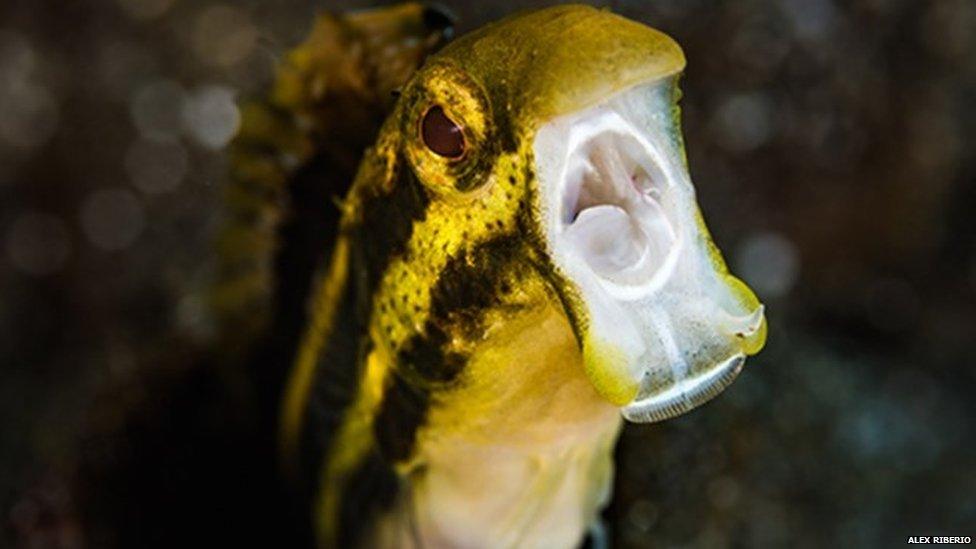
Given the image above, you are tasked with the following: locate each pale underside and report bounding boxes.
[372,300,623,549]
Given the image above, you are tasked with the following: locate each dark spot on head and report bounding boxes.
[354,153,430,292]
[427,234,522,334]
[397,323,466,383]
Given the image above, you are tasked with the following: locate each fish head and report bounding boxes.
[368,4,766,422]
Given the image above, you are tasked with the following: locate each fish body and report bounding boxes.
[230,4,767,547]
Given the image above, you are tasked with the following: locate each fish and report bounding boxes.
[226,4,766,548]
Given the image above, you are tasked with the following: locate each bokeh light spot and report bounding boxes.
[710,92,775,153]
[130,79,186,142]
[124,139,188,194]
[176,293,216,340]
[734,231,801,298]
[625,499,659,533]
[0,30,37,82]
[79,188,146,251]
[182,85,240,149]
[0,82,59,151]
[96,40,158,99]
[191,5,258,68]
[0,31,58,152]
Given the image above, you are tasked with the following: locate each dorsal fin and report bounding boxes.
[211,4,453,358]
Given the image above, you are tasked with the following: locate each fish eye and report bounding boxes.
[421,106,466,159]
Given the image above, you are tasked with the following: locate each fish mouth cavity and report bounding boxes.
[535,81,765,421]
[554,107,683,299]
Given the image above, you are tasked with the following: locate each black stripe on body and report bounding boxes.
[301,156,431,544]
[357,158,433,294]
[300,156,431,470]
[373,372,431,463]
[332,232,527,546]
[428,234,523,333]
[337,447,401,548]
[331,232,525,545]
[373,233,525,461]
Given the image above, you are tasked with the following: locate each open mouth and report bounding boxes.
[559,120,680,294]
[534,80,766,422]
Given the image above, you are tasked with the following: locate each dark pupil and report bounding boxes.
[421,106,465,158]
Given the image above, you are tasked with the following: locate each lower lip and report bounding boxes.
[621,353,746,423]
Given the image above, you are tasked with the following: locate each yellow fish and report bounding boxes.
[225,4,766,548]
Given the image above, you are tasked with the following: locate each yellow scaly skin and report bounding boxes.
[273,5,766,547]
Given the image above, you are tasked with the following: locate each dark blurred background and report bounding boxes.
[1,0,974,547]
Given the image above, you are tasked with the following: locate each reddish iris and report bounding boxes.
[421,106,465,159]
